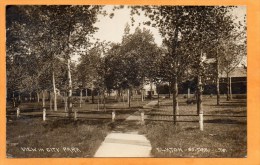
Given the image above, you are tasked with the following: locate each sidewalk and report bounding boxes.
[94,101,157,157]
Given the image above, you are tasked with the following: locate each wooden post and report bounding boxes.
[112,110,116,122]
[199,111,204,131]
[141,111,144,125]
[43,108,46,121]
[16,107,20,118]
[74,109,78,121]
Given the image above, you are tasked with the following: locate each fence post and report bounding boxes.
[16,107,20,118]
[199,112,203,131]
[141,110,145,125]
[74,109,78,121]
[112,110,116,122]
[43,107,46,121]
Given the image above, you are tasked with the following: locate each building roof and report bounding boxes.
[220,67,247,78]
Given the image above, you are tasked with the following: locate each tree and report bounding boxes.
[129,6,244,125]
[103,26,160,107]
[220,34,246,101]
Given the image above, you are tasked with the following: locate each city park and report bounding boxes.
[6,6,246,157]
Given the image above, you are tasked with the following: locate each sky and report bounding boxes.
[93,5,246,46]
[73,6,247,64]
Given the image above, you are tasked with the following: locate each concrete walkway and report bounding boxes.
[94,101,158,157]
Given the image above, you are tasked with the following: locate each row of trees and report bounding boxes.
[6,6,246,123]
[7,5,104,116]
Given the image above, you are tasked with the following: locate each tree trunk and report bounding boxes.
[128,89,131,108]
[42,90,45,108]
[226,73,230,101]
[50,93,53,111]
[18,93,21,102]
[64,92,68,112]
[141,89,144,102]
[158,92,160,108]
[12,91,15,108]
[80,89,82,108]
[173,77,179,125]
[216,52,220,105]
[91,89,94,104]
[37,91,40,103]
[197,75,203,115]
[197,50,204,131]
[29,92,32,102]
[67,59,73,117]
[142,78,145,101]
[230,76,232,100]
[168,81,171,98]
[103,91,106,111]
[97,92,100,111]
[52,71,57,111]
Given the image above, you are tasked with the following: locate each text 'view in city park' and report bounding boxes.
[6,5,247,158]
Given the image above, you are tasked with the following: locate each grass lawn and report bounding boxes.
[139,96,247,157]
[6,97,150,158]
[6,95,247,158]
[6,118,113,158]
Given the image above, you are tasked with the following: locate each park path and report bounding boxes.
[94,100,158,157]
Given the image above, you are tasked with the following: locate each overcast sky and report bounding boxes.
[74,6,246,63]
[93,6,246,46]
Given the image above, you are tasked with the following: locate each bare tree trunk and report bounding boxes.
[97,92,100,111]
[197,50,204,131]
[158,92,160,108]
[91,83,95,104]
[50,93,53,111]
[12,91,16,108]
[226,73,230,101]
[230,76,232,100]
[142,78,145,102]
[18,92,21,102]
[29,92,32,102]
[197,76,203,115]
[168,81,171,98]
[67,59,73,117]
[173,76,179,125]
[64,92,68,112]
[216,52,220,105]
[80,89,82,108]
[103,91,106,111]
[52,71,57,111]
[42,90,45,108]
[37,91,40,103]
[128,89,131,108]
[141,89,144,102]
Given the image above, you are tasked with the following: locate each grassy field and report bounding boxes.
[6,95,247,158]
[140,96,247,157]
[6,97,149,158]
[6,118,113,158]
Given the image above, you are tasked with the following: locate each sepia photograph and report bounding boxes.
[6,5,247,158]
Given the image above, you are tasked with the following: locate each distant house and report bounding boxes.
[143,82,158,96]
[219,67,247,94]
